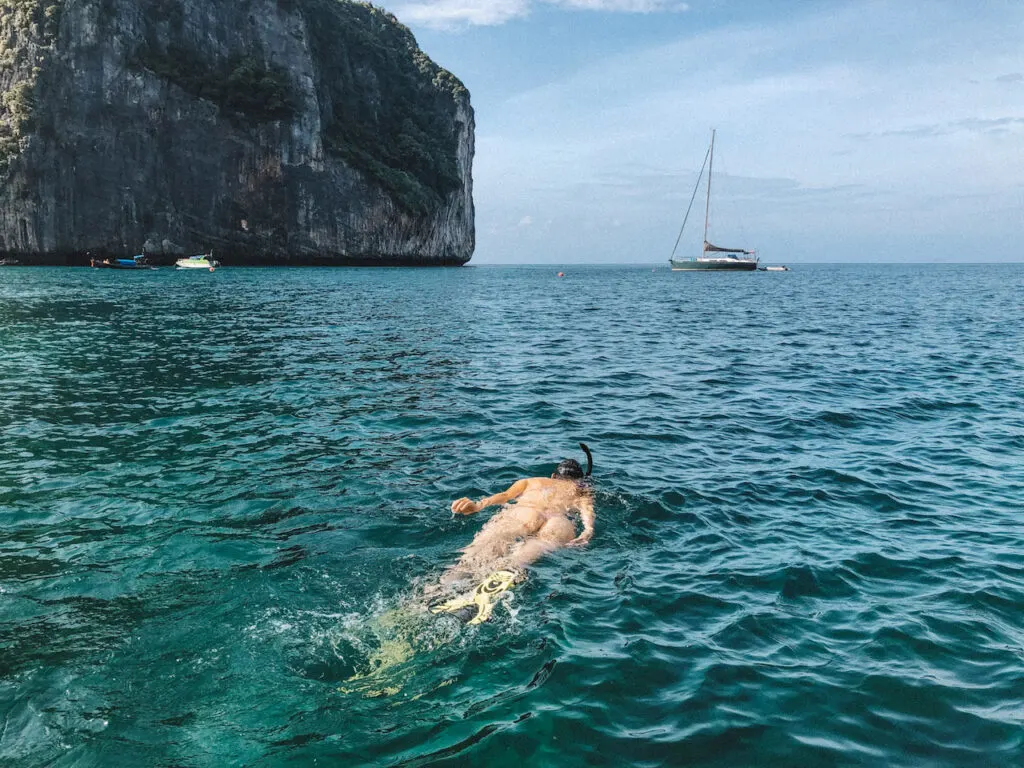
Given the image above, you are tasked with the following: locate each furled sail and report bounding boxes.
[704,240,754,255]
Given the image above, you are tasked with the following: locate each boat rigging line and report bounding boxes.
[668,143,712,262]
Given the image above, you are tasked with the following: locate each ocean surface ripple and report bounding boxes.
[1,264,1022,766]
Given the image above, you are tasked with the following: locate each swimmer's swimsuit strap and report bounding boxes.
[430,569,522,625]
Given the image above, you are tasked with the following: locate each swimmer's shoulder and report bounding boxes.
[510,477,557,498]
[522,477,588,497]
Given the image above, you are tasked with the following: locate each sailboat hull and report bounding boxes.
[670,259,758,271]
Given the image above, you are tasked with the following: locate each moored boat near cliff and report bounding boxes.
[90,254,155,270]
[175,254,220,270]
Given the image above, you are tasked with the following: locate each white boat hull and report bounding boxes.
[175,257,219,269]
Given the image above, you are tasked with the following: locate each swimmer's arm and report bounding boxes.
[451,479,529,515]
[568,496,595,547]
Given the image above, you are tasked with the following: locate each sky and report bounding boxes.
[383,0,1023,263]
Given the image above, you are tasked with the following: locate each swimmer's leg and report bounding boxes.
[429,568,524,625]
[432,517,575,622]
[509,539,557,570]
[510,516,576,570]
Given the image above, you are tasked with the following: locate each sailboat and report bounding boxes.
[669,130,758,271]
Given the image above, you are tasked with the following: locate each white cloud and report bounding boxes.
[390,0,687,28]
[518,216,534,226]
[391,0,529,27]
[552,0,687,10]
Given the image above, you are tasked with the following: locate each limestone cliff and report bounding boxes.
[0,0,474,265]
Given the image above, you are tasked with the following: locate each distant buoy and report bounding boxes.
[557,272,565,277]
[209,267,215,272]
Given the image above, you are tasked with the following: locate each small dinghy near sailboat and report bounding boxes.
[669,130,758,272]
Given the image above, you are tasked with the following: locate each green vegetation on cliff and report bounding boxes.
[299,0,467,214]
[0,0,63,171]
[0,0,62,40]
[129,0,298,120]
[132,44,300,122]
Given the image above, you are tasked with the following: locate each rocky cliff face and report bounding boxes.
[0,0,474,265]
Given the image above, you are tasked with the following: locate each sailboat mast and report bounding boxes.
[703,129,715,251]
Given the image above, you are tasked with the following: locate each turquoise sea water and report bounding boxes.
[1,263,1022,766]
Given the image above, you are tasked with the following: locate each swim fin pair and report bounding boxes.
[429,569,523,625]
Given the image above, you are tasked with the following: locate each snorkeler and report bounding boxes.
[429,444,595,623]
[341,446,597,697]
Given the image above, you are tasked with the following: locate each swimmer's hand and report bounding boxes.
[451,498,480,515]
[567,529,593,547]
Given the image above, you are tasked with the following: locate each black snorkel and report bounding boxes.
[579,442,593,479]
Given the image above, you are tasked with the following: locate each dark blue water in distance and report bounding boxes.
[1,264,1022,767]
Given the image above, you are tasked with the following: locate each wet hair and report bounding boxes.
[553,459,585,480]
[551,443,593,483]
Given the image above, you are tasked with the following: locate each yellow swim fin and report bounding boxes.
[429,569,522,625]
